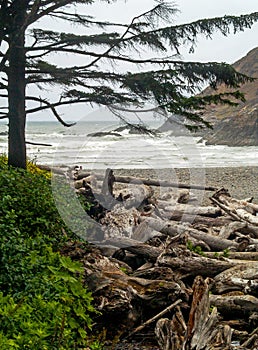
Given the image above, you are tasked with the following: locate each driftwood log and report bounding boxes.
[209,294,258,315]
[142,216,239,251]
[212,189,258,226]
[156,247,236,278]
[155,276,233,350]
[75,171,217,191]
[59,169,258,348]
[212,262,258,295]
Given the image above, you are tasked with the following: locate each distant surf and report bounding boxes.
[0,120,257,169]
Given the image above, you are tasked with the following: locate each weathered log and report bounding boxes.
[132,266,175,280]
[131,220,163,242]
[235,232,258,247]
[186,276,233,350]
[220,319,249,332]
[157,189,193,204]
[210,196,241,221]
[249,312,258,328]
[177,189,191,203]
[219,221,248,239]
[114,184,154,209]
[155,318,180,350]
[76,171,218,191]
[218,220,258,240]
[212,190,258,226]
[241,327,258,350]
[235,208,258,226]
[246,202,258,213]
[100,205,140,238]
[101,168,115,197]
[157,247,236,278]
[205,251,258,261]
[155,308,187,350]
[155,276,233,350]
[101,237,163,261]
[37,164,66,174]
[209,294,258,315]
[162,203,221,217]
[214,189,258,213]
[74,175,97,189]
[115,175,218,191]
[142,217,239,251]
[62,243,188,334]
[240,224,258,239]
[212,262,258,295]
[160,210,232,226]
[185,235,211,252]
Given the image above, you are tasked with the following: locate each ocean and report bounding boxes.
[0,120,257,170]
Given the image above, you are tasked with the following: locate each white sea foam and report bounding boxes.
[0,120,257,168]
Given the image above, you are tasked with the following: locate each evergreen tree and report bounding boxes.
[0,1,257,168]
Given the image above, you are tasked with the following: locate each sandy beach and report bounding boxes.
[114,166,258,205]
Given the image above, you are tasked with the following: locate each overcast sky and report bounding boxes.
[28,0,258,122]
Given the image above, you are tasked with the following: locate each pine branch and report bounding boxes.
[28,29,120,49]
[122,13,258,53]
[81,2,178,69]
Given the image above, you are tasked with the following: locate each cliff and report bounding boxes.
[158,47,258,146]
[201,47,258,146]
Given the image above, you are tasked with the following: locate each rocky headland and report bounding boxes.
[158,47,258,146]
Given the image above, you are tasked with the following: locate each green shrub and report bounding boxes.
[0,249,95,349]
[186,240,205,256]
[0,156,100,349]
[0,155,51,179]
[0,167,65,243]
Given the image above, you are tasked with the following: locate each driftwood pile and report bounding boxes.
[64,168,258,349]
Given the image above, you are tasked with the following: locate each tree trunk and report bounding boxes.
[7,1,28,169]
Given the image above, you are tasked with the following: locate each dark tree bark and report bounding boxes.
[7,1,29,169]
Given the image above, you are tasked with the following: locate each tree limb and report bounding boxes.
[25,96,76,127]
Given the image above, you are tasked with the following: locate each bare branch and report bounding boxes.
[26,96,76,127]
[27,46,181,66]
[26,140,52,146]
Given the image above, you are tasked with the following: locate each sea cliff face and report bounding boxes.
[204,109,258,146]
[200,47,258,146]
[158,47,258,146]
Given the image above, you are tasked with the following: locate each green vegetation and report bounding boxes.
[0,156,101,349]
[187,240,206,256]
[213,249,230,259]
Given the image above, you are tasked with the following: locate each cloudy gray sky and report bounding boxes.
[28,0,258,122]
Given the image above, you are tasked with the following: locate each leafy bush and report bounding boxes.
[0,155,51,179]
[0,159,67,243]
[0,247,95,349]
[0,156,100,349]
